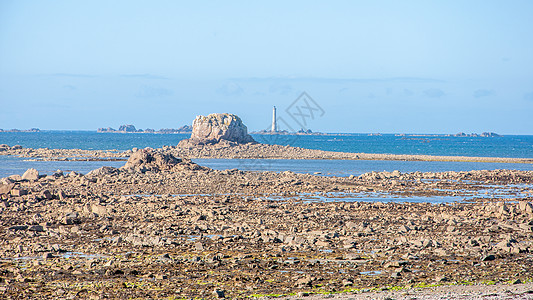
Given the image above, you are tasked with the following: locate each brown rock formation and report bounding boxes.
[179,113,256,146]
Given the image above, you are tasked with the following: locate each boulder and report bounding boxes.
[122,149,191,172]
[22,168,39,181]
[179,113,256,146]
[0,183,14,195]
[86,166,119,177]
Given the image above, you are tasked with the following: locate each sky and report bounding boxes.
[1,0,533,134]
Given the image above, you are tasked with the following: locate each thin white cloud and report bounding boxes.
[136,86,173,98]
[424,88,445,98]
[216,82,244,96]
[473,89,494,98]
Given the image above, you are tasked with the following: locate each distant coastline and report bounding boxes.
[96,124,192,134]
[251,130,503,137]
[0,128,40,133]
[0,127,505,137]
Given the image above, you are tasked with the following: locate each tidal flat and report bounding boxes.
[1,147,533,299]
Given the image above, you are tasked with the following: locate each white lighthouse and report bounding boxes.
[271,106,277,133]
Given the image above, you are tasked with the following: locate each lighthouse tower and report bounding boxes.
[271,106,277,133]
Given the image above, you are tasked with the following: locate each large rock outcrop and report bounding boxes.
[119,148,206,173]
[121,149,182,172]
[179,113,256,146]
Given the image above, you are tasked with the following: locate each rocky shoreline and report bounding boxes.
[2,143,533,164]
[0,149,533,299]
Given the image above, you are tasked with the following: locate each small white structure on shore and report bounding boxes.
[271,106,277,132]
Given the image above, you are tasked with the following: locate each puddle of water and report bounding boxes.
[2,251,107,261]
[260,186,532,204]
[360,270,382,276]
[124,183,533,204]
[60,252,107,259]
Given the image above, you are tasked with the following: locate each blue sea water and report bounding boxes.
[1,131,532,178]
[194,158,533,177]
[1,131,533,158]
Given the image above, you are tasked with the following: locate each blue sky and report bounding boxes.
[1,0,532,134]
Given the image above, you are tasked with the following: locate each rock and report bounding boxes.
[296,276,313,287]
[22,168,39,181]
[10,189,27,196]
[63,212,80,225]
[28,225,44,232]
[56,190,67,201]
[482,254,496,261]
[519,202,533,214]
[9,225,28,231]
[213,289,225,298]
[91,204,108,217]
[41,190,53,200]
[342,278,354,286]
[0,183,14,195]
[194,242,204,251]
[86,166,118,177]
[179,113,256,145]
[122,149,183,172]
[398,225,410,232]
[118,124,137,132]
[8,174,22,181]
[345,221,358,229]
[43,252,54,259]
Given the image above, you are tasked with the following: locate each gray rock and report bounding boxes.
[22,168,39,181]
[213,289,225,298]
[482,254,496,261]
[0,183,14,195]
[180,113,256,145]
[86,166,118,177]
[41,190,53,200]
[194,242,204,251]
[9,225,28,231]
[10,189,27,196]
[122,149,182,172]
[28,225,44,232]
[91,204,108,217]
[342,278,354,286]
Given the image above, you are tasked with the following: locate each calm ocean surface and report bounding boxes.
[1,131,532,178]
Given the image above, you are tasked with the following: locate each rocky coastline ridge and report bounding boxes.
[2,143,532,164]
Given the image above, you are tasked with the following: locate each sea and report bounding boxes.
[1,131,533,178]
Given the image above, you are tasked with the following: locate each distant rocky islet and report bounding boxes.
[96,124,192,134]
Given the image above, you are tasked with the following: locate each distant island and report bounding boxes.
[395,132,502,137]
[0,128,40,133]
[97,124,192,134]
[251,129,325,135]
[449,132,501,137]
